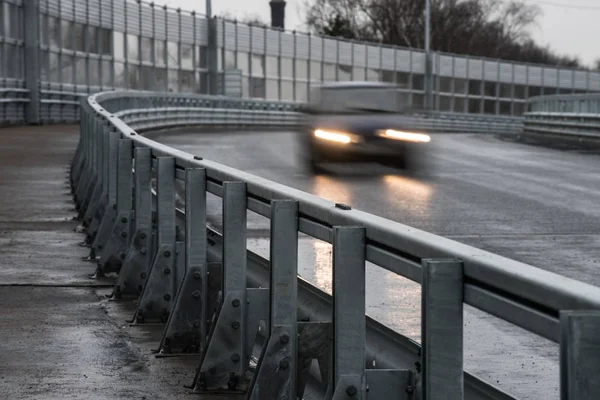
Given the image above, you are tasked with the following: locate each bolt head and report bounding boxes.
[140,272,147,279]
[121,217,128,223]
[279,358,289,370]
[163,267,171,275]
[231,353,240,362]
[193,271,202,280]
[193,320,201,328]
[140,232,147,239]
[192,290,201,299]
[279,332,290,344]
[160,310,169,322]
[120,231,127,238]
[346,385,357,396]
[120,253,126,260]
[232,299,240,307]
[231,321,240,329]
[164,250,171,258]
[140,247,147,255]
[164,293,171,301]
[405,385,414,394]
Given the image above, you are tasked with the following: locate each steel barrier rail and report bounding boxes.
[70,90,600,399]
[523,112,600,139]
[524,93,600,139]
[94,90,524,135]
[528,92,600,114]
[0,87,29,125]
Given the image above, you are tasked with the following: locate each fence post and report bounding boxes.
[247,199,299,399]
[421,258,464,400]
[560,310,600,399]
[85,125,111,247]
[114,147,153,298]
[331,225,367,399]
[158,167,211,355]
[192,181,252,391]
[91,130,120,256]
[95,137,134,276]
[134,156,179,323]
[207,16,218,95]
[23,0,40,124]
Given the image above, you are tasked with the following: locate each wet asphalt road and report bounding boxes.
[148,128,600,400]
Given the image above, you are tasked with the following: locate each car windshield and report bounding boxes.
[311,86,407,114]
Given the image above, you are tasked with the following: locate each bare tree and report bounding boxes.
[302,0,583,68]
[218,11,269,28]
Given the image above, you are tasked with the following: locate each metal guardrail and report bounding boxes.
[524,93,600,139]
[0,84,29,125]
[96,90,524,135]
[70,90,600,399]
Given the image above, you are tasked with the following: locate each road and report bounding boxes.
[147,129,600,399]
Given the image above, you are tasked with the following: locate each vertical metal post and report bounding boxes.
[424,0,433,111]
[185,168,207,275]
[157,167,210,355]
[89,127,114,248]
[421,258,464,400]
[114,146,153,298]
[222,181,247,297]
[332,226,366,399]
[185,167,208,347]
[206,0,214,94]
[95,137,133,276]
[193,181,248,391]
[560,310,600,400]
[205,0,211,18]
[86,125,111,238]
[116,139,133,215]
[222,181,248,372]
[133,147,153,244]
[269,199,298,343]
[134,156,177,323]
[157,157,176,247]
[81,121,107,227]
[247,199,299,398]
[106,131,119,209]
[23,0,40,124]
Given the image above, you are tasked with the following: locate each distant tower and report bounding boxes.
[269,0,286,29]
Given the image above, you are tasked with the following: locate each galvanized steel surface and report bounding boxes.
[524,93,600,140]
[74,87,600,398]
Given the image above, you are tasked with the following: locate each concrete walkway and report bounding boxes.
[0,125,235,399]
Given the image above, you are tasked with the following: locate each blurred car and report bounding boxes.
[298,82,431,174]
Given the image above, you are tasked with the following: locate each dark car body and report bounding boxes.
[298,82,431,173]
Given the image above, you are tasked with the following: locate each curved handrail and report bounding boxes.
[87,89,600,335]
[73,89,600,399]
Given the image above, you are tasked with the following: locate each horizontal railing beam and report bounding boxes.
[66,89,600,400]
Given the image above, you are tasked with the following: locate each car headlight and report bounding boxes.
[314,129,361,144]
[377,129,431,143]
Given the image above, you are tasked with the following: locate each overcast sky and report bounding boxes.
[154,0,600,68]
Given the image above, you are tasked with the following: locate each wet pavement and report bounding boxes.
[0,125,238,399]
[148,128,600,400]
